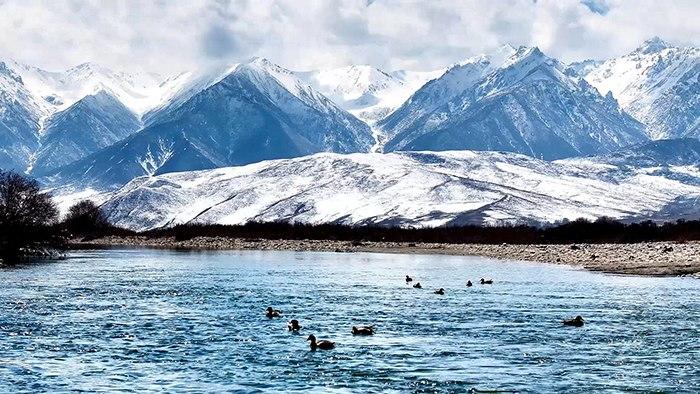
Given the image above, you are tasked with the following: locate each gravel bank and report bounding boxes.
[72,236,700,277]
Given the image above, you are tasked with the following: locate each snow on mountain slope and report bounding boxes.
[381,46,647,159]
[30,90,142,175]
[141,64,237,126]
[99,141,700,231]
[42,57,374,191]
[0,62,47,171]
[576,37,699,139]
[298,65,444,125]
[9,61,165,116]
[377,45,517,137]
[0,60,176,173]
[560,138,700,168]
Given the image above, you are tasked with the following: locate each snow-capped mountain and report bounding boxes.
[377,52,500,144]
[43,57,374,190]
[380,46,648,159]
[97,139,700,231]
[0,60,173,173]
[575,37,699,139]
[2,37,698,212]
[9,60,165,116]
[29,90,141,175]
[297,65,444,125]
[0,62,47,171]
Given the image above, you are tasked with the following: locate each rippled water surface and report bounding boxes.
[1,248,699,392]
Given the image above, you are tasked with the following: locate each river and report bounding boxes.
[1,248,698,392]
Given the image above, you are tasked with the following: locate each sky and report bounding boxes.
[0,0,698,74]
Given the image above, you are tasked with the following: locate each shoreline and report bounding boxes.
[71,236,700,277]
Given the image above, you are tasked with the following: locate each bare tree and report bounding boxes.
[0,171,59,258]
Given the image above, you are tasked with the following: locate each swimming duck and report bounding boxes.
[307,334,335,350]
[413,282,422,289]
[351,325,375,335]
[266,307,282,318]
[563,316,585,327]
[434,288,445,295]
[405,275,413,283]
[288,319,302,331]
[480,278,493,285]
[466,280,473,287]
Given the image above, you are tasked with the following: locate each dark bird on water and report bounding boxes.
[466,280,473,287]
[434,288,445,295]
[266,307,282,318]
[406,275,413,283]
[563,316,585,327]
[352,325,375,335]
[480,278,493,285]
[288,319,302,331]
[413,282,422,289]
[307,334,335,350]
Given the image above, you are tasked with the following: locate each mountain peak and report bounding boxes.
[85,88,120,103]
[247,56,271,65]
[0,61,23,83]
[500,46,549,70]
[67,62,112,76]
[633,37,671,55]
[244,56,294,77]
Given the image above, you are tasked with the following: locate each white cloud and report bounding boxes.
[0,0,697,75]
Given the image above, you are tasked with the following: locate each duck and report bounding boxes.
[466,280,473,287]
[413,282,422,289]
[563,316,585,327]
[307,334,335,350]
[434,288,445,295]
[288,319,302,331]
[351,325,375,335]
[266,307,282,318]
[405,275,413,283]
[480,278,493,285]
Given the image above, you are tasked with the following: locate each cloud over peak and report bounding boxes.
[0,0,697,75]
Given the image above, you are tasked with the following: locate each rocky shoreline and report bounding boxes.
[71,236,700,277]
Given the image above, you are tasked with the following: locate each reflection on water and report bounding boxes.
[1,248,698,392]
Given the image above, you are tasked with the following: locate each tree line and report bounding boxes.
[0,170,112,261]
[2,170,700,263]
[150,218,700,245]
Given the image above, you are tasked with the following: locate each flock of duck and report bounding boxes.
[265,307,374,350]
[267,274,585,351]
[406,275,493,291]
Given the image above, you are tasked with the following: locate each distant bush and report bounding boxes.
[63,200,109,236]
[140,218,700,245]
[0,170,63,259]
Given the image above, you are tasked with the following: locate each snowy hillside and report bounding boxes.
[99,139,700,231]
[43,57,373,190]
[576,37,699,139]
[380,46,647,159]
[298,65,443,125]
